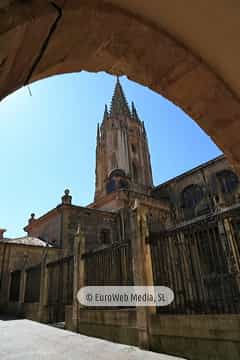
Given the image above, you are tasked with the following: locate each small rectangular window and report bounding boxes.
[100,229,111,245]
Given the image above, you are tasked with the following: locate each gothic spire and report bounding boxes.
[102,104,109,123]
[110,77,131,118]
[131,101,140,122]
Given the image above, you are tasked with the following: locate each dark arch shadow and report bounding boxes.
[1,1,240,172]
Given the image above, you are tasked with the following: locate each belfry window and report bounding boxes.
[216,170,238,193]
[106,178,116,193]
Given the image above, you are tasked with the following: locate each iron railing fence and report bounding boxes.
[47,255,74,306]
[150,213,240,314]
[83,242,133,287]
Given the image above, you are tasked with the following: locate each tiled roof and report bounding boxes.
[2,236,52,247]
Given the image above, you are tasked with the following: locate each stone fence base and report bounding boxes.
[65,306,240,360]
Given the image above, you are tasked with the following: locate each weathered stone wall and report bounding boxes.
[25,205,120,252]
[66,307,138,346]
[26,211,62,247]
[62,206,119,251]
[65,307,240,360]
[150,314,240,360]
[152,155,240,223]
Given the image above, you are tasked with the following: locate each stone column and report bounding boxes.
[218,218,240,272]
[129,202,156,350]
[18,254,28,317]
[71,225,85,332]
[18,271,26,316]
[38,248,49,322]
[0,243,8,309]
[219,217,240,293]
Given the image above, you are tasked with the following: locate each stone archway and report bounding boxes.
[1,0,240,172]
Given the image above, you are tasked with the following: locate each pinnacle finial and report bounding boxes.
[0,228,6,240]
[102,104,109,123]
[131,101,140,122]
[97,122,100,136]
[28,213,36,224]
[142,121,146,136]
[62,189,72,205]
[110,77,131,118]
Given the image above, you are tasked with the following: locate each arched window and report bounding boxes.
[181,184,203,209]
[109,169,126,178]
[106,178,116,194]
[216,170,238,193]
[132,162,138,183]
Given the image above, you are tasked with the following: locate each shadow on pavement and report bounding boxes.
[0,313,23,321]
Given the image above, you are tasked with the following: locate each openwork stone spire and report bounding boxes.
[110,77,131,117]
[95,76,153,202]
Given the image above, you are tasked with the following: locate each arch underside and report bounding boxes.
[1,0,240,172]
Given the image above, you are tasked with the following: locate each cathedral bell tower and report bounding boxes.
[94,77,153,202]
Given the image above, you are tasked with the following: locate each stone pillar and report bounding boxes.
[71,225,85,332]
[0,243,7,309]
[1,245,12,309]
[218,218,240,273]
[38,248,49,322]
[18,254,28,317]
[129,202,156,350]
[220,217,240,294]
[18,271,26,316]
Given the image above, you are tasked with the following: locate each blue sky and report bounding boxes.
[0,71,221,237]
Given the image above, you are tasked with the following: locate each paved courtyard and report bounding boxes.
[0,318,185,360]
